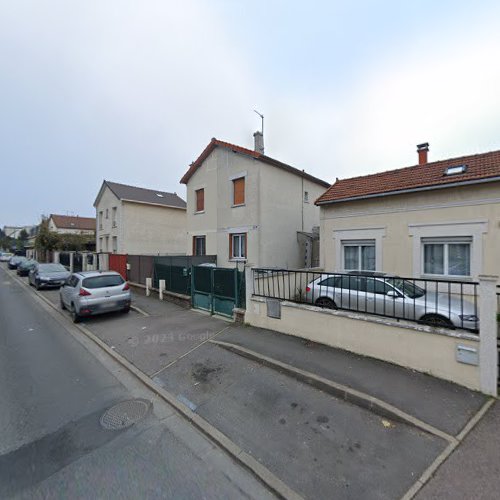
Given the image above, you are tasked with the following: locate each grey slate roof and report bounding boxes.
[104,181,186,209]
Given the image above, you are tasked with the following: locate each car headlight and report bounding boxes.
[459,315,479,322]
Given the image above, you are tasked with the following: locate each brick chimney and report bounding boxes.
[417,142,429,165]
[253,131,264,154]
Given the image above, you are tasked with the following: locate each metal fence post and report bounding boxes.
[478,275,498,396]
[244,265,254,312]
[146,277,152,297]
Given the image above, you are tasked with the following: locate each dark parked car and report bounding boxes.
[29,263,71,290]
[17,259,38,276]
[8,256,27,270]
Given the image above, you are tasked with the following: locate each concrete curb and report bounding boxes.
[210,339,457,444]
[4,268,302,500]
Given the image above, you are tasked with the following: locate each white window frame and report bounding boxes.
[333,227,385,272]
[231,233,246,260]
[421,237,472,278]
[342,239,376,272]
[408,221,488,280]
[112,236,118,254]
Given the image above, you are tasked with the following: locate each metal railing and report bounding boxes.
[252,268,479,333]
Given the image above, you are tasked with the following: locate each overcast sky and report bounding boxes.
[2,0,500,227]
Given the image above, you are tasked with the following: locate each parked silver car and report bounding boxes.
[29,263,70,289]
[59,271,131,323]
[304,272,479,330]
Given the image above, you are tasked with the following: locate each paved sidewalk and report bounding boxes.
[216,326,486,437]
[416,400,500,499]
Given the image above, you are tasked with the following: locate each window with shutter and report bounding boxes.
[233,177,245,206]
[195,188,204,212]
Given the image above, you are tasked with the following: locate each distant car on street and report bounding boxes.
[0,252,14,262]
[17,259,38,276]
[29,263,71,290]
[8,256,27,269]
[59,271,131,323]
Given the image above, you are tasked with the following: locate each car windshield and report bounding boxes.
[82,275,124,289]
[39,264,67,273]
[386,278,425,299]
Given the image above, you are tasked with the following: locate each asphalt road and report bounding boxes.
[0,265,274,499]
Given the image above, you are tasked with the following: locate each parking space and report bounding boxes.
[154,342,447,499]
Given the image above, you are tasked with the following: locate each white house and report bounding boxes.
[316,143,500,280]
[93,180,187,255]
[180,133,330,268]
[48,214,96,235]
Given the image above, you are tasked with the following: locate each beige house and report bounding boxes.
[316,144,500,280]
[93,181,187,255]
[180,133,330,268]
[48,214,96,235]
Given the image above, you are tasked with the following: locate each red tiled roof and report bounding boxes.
[316,149,500,205]
[180,138,329,187]
[50,214,96,231]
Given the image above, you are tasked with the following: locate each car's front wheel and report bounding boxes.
[315,297,337,309]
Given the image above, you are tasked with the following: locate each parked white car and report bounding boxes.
[60,271,131,323]
[0,252,14,262]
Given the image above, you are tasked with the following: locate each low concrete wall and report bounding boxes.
[246,297,481,391]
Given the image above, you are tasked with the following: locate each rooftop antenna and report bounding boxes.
[253,109,264,137]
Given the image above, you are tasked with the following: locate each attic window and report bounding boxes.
[156,193,164,198]
[444,165,467,176]
[70,222,75,226]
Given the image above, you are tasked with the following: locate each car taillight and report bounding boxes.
[79,288,91,296]
[123,282,130,291]
[306,286,311,292]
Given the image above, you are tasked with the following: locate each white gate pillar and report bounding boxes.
[479,275,498,396]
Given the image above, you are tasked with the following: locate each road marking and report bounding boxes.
[400,397,495,500]
[2,265,303,500]
[211,339,457,444]
[131,305,149,317]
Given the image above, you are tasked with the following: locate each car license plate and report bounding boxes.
[101,301,117,309]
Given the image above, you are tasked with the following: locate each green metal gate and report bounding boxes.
[191,266,245,318]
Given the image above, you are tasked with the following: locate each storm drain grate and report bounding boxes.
[100,399,151,430]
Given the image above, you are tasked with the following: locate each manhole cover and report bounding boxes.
[100,399,151,430]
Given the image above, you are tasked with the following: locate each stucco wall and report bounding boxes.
[95,187,122,253]
[320,182,500,278]
[246,297,481,391]
[122,201,186,255]
[185,147,326,268]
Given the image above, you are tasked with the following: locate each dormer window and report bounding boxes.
[156,193,164,198]
[444,165,467,176]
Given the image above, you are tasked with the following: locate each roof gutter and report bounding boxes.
[121,199,187,210]
[315,175,500,206]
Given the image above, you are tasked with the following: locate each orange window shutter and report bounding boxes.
[229,234,233,258]
[196,189,204,212]
[233,178,245,205]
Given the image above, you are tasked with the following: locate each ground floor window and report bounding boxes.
[230,233,247,260]
[422,238,471,277]
[193,235,206,256]
[112,236,118,254]
[342,240,375,271]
